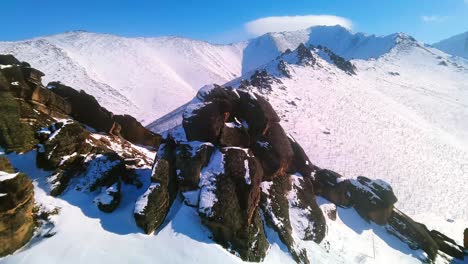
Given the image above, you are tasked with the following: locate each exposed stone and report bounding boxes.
[176,141,214,191]
[48,82,115,133]
[253,123,294,180]
[313,169,352,207]
[0,158,35,257]
[429,230,465,260]
[219,121,250,148]
[238,90,280,137]
[95,182,121,213]
[386,209,438,261]
[0,91,37,153]
[349,176,397,225]
[182,101,227,143]
[291,175,326,242]
[288,136,320,177]
[464,228,468,249]
[134,142,177,234]
[260,174,309,264]
[0,54,21,65]
[114,114,161,147]
[202,147,268,261]
[316,45,356,75]
[297,43,316,65]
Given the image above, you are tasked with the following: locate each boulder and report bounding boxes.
[95,182,121,213]
[48,82,115,133]
[0,91,36,153]
[182,101,227,143]
[238,90,280,137]
[0,72,9,91]
[219,121,250,148]
[0,158,35,257]
[30,86,72,115]
[201,148,268,261]
[196,85,240,113]
[349,176,397,225]
[260,174,309,264]
[288,135,320,177]
[386,209,438,261]
[114,114,161,147]
[429,230,465,259]
[176,142,214,191]
[0,54,21,65]
[253,123,294,180]
[134,143,177,234]
[313,169,352,207]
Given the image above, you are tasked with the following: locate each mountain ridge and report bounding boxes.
[0,25,436,124]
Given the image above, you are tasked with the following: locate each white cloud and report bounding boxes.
[244,15,352,36]
[421,15,448,22]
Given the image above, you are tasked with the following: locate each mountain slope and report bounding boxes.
[0,26,419,124]
[0,31,245,123]
[433,31,468,60]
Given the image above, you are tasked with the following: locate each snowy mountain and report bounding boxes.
[1,26,468,264]
[433,31,468,60]
[0,26,418,124]
[0,31,245,123]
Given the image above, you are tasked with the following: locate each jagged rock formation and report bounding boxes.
[135,85,326,263]
[315,45,357,75]
[134,84,466,263]
[0,157,34,257]
[0,54,160,254]
[48,82,161,147]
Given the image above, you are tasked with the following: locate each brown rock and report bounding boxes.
[253,123,294,180]
[238,90,280,137]
[0,159,35,257]
[182,101,227,143]
[386,209,439,261]
[287,135,320,177]
[313,169,352,207]
[48,82,115,133]
[349,176,397,225]
[114,114,161,147]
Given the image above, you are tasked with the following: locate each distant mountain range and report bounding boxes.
[433,31,468,60]
[2,26,463,124]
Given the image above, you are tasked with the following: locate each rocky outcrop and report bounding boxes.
[113,115,161,147]
[349,176,397,225]
[48,82,115,133]
[48,82,160,148]
[297,43,316,65]
[140,85,326,262]
[315,45,356,75]
[386,209,439,260]
[0,157,35,257]
[134,142,177,234]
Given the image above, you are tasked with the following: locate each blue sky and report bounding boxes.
[2,0,467,43]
